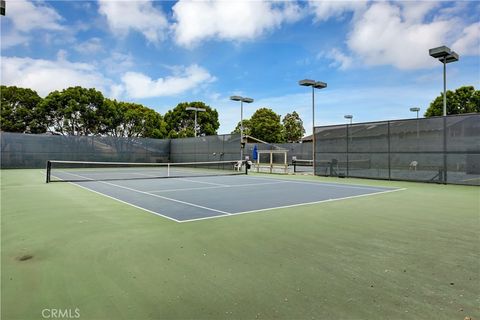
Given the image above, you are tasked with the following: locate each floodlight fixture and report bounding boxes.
[429,45,459,117]
[0,0,5,16]
[185,107,206,137]
[313,81,327,89]
[410,107,420,119]
[444,52,459,63]
[344,115,353,124]
[429,46,451,59]
[298,78,328,167]
[299,79,327,90]
[230,96,253,103]
[299,79,316,86]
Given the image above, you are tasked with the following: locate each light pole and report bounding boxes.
[230,95,254,159]
[410,107,421,139]
[410,107,420,119]
[299,79,327,170]
[429,46,459,116]
[429,46,458,183]
[186,107,206,137]
[344,114,353,124]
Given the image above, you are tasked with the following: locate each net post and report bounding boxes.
[46,160,51,183]
[167,163,170,177]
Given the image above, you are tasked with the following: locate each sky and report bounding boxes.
[1,0,479,135]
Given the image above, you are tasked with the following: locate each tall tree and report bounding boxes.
[249,108,284,143]
[100,99,167,138]
[282,111,305,142]
[231,119,252,136]
[0,85,44,133]
[39,86,105,135]
[164,102,219,138]
[425,86,480,117]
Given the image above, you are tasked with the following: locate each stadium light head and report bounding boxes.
[186,107,206,112]
[344,115,353,119]
[429,46,459,64]
[410,107,420,112]
[313,81,327,89]
[299,79,316,86]
[429,46,451,58]
[444,52,459,63]
[230,96,253,103]
[299,79,327,89]
[0,0,5,16]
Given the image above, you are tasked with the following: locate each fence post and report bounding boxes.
[388,121,391,180]
[346,124,349,177]
[443,117,447,184]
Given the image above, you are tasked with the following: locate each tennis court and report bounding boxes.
[46,160,401,222]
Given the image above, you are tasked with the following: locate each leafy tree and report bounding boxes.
[249,108,284,143]
[231,119,252,136]
[0,85,44,133]
[425,86,480,117]
[282,111,305,142]
[164,102,219,138]
[100,99,167,138]
[39,86,105,135]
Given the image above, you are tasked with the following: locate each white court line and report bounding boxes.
[50,170,406,223]
[49,173,181,223]
[176,177,229,187]
[237,175,396,191]
[178,188,407,223]
[147,181,288,193]
[54,171,230,216]
[98,180,232,215]
[148,185,226,193]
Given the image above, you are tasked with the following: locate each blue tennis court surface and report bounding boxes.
[61,174,403,222]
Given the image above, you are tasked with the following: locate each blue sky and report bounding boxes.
[1,0,479,135]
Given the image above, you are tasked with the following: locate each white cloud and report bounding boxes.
[172,0,303,47]
[109,84,125,99]
[5,0,64,32]
[121,64,216,98]
[453,22,480,56]
[0,31,29,49]
[316,2,478,70]
[345,2,459,70]
[102,52,135,75]
[308,0,367,22]
[1,55,115,97]
[399,1,440,23]
[1,54,214,100]
[98,0,168,44]
[321,48,353,70]
[74,37,104,54]
[1,0,64,49]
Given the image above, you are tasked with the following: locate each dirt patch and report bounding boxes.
[17,254,33,261]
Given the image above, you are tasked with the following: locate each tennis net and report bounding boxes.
[46,160,247,183]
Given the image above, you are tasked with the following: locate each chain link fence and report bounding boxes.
[0,133,241,168]
[314,114,480,185]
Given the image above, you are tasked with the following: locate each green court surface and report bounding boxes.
[1,169,479,320]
